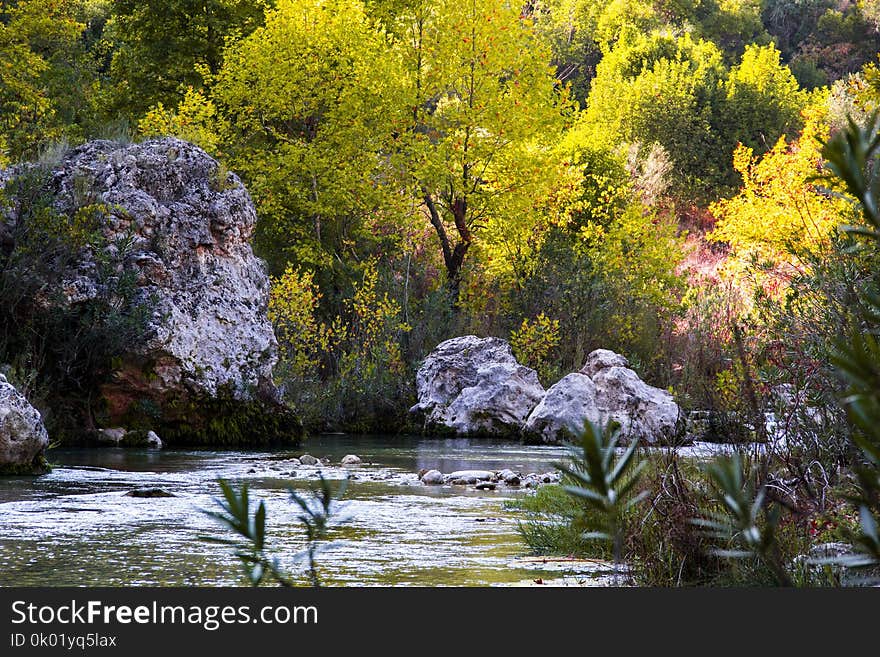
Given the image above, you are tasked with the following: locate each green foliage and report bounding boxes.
[721,43,806,153]
[692,453,793,585]
[107,0,270,120]
[820,111,880,572]
[270,260,412,432]
[584,32,807,198]
[204,474,346,587]
[554,420,647,567]
[138,87,220,154]
[0,165,154,440]
[510,313,560,386]
[507,484,608,558]
[213,0,409,276]
[397,0,573,294]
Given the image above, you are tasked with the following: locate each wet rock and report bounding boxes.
[125,488,175,498]
[420,470,444,485]
[475,482,497,491]
[410,336,544,437]
[446,470,494,482]
[288,458,302,466]
[299,454,318,466]
[96,427,127,445]
[0,374,49,475]
[341,454,362,465]
[95,428,163,448]
[498,469,520,485]
[525,349,684,445]
[145,431,163,448]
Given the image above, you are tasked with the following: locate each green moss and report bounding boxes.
[118,390,304,447]
[0,453,51,476]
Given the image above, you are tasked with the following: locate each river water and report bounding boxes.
[0,435,619,587]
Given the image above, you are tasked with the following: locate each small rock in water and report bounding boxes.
[125,488,175,498]
[299,454,319,465]
[499,469,519,483]
[420,469,444,485]
[97,428,126,445]
[450,478,471,485]
[145,431,163,449]
[446,470,493,482]
[475,482,497,491]
[341,454,362,465]
[321,457,330,464]
[289,458,301,466]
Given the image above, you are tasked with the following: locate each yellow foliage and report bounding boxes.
[268,266,332,381]
[511,312,561,384]
[709,102,853,296]
[138,87,221,154]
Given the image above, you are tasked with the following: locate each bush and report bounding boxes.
[0,164,153,440]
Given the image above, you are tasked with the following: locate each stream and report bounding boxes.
[0,435,621,587]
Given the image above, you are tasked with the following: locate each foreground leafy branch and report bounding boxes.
[692,454,792,586]
[821,111,880,574]
[554,420,647,571]
[203,474,346,587]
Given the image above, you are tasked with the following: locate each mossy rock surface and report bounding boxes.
[124,395,304,447]
[0,454,51,476]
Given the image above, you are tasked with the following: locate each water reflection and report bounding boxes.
[0,436,609,587]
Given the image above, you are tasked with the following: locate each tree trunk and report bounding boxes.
[424,192,471,305]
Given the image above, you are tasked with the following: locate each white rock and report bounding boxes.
[0,374,49,474]
[446,470,494,482]
[299,454,319,466]
[525,350,683,445]
[1,138,284,436]
[524,373,603,442]
[411,336,544,436]
[592,365,682,445]
[145,431,163,449]
[96,428,127,444]
[341,454,361,465]
[420,469,444,485]
[580,349,630,376]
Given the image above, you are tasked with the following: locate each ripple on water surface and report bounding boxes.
[0,436,619,586]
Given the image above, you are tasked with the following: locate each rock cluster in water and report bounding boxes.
[418,467,560,488]
[0,374,49,475]
[412,336,684,445]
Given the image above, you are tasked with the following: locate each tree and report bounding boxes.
[709,102,853,291]
[0,0,100,163]
[720,43,806,155]
[212,0,411,277]
[583,32,808,198]
[583,32,727,197]
[107,0,270,121]
[397,0,572,298]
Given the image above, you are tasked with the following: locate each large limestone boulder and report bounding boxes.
[525,349,683,445]
[0,138,300,445]
[411,336,544,436]
[0,375,49,474]
[523,373,602,441]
